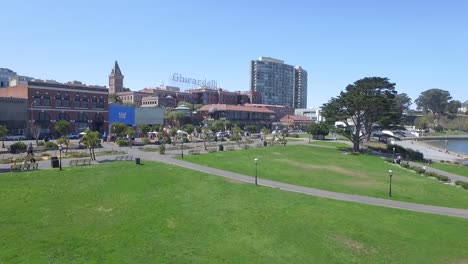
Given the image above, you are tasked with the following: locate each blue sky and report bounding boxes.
[3,0,467,107]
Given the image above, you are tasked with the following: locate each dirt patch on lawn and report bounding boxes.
[331,234,376,254]
[277,159,368,178]
[450,260,468,264]
[225,178,246,184]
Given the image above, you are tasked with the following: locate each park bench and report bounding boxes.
[114,155,133,161]
[188,149,200,155]
[69,158,92,166]
[10,162,39,172]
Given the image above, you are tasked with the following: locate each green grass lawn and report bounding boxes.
[1,162,468,263]
[182,145,468,209]
[429,162,468,177]
[309,140,351,149]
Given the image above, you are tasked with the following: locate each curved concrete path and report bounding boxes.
[2,140,468,219]
[157,156,468,219]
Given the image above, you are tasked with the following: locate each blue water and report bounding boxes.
[426,139,468,154]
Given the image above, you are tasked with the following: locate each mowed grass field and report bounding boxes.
[182,145,468,209]
[429,162,468,177]
[1,162,468,263]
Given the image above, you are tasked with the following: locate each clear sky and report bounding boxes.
[3,0,467,107]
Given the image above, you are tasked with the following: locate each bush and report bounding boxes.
[400,162,411,169]
[9,142,27,154]
[411,166,426,174]
[45,141,58,150]
[142,138,151,145]
[455,181,468,190]
[435,174,450,182]
[117,139,129,146]
[289,133,299,138]
[37,141,45,146]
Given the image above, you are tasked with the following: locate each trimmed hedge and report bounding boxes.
[117,139,129,146]
[9,142,27,154]
[455,181,468,190]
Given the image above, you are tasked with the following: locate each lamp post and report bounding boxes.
[181,137,184,159]
[388,170,393,197]
[58,145,63,171]
[392,147,395,161]
[254,158,258,185]
[30,101,35,138]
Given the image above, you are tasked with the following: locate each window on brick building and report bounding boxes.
[97,98,104,109]
[37,112,50,122]
[33,95,41,106]
[55,96,62,107]
[42,96,51,106]
[57,113,70,121]
[91,98,97,108]
[63,97,70,107]
[82,98,88,108]
[74,96,80,108]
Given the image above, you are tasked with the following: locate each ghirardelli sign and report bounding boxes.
[172,73,217,89]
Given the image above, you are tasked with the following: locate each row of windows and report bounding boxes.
[36,112,105,122]
[33,96,105,109]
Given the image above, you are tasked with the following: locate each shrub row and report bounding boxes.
[387,160,451,183]
[455,181,468,190]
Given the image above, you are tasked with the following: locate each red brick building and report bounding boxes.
[280,114,312,130]
[0,80,109,136]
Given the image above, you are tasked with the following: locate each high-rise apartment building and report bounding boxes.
[250,57,307,109]
[109,61,124,94]
[293,66,307,109]
[0,68,17,88]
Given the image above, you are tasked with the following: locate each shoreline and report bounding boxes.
[396,139,467,162]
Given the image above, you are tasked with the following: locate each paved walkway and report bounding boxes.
[407,161,468,183]
[2,141,468,219]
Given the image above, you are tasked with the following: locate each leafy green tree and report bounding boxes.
[166,111,185,128]
[231,125,242,144]
[183,124,194,135]
[322,77,396,152]
[414,114,435,132]
[415,89,452,125]
[394,93,412,112]
[211,120,225,132]
[307,123,330,142]
[56,137,70,152]
[108,93,122,104]
[80,129,99,160]
[447,100,462,114]
[140,124,151,137]
[201,127,213,150]
[194,104,203,110]
[54,120,71,136]
[223,120,232,131]
[126,127,135,146]
[110,122,128,138]
[261,127,270,136]
[0,125,8,148]
[245,125,257,133]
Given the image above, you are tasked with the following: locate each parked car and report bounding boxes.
[65,133,80,139]
[4,134,26,141]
